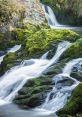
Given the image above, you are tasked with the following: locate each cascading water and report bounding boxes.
[0,41,70,106]
[42,5,82,31]
[42,5,60,27]
[0,45,21,64]
[41,51,49,60]
[7,45,21,53]
[40,58,82,113]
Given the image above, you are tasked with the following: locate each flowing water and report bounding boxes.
[0,4,82,117]
[42,5,82,31]
[0,45,21,64]
[0,41,70,105]
[40,59,81,112]
[0,5,82,117]
[0,42,81,117]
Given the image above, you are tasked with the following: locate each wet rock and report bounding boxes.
[53,75,74,88]
[71,72,82,81]
[27,92,47,108]
[0,51,5,56]
[57,83,82,116]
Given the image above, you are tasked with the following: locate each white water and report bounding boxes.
[7,45,21,53]
[42,5,60,27]
[0,41,70,106]
[41,51,49,60]
[40,58,82,112]
[42,5,82,30]
[0,45,21,64]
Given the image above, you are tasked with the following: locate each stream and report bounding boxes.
[0,4,82,117]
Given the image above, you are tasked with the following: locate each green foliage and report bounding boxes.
[0,0,26,26]
[0,53,17,75]
[25,29,80,56]
[0,24,80,76]
[60,38,82,60]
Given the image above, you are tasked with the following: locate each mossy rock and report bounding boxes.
[60,38,82,60]
[0,52,20,75]
[25,29,80,57]
[58,115,76,117]
[71,72,82,82]
[57,83,82,116]
[14,76,53,108]
[0,25,79,76]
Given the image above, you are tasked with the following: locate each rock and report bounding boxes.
[27,92,46,107]
[0,51,5,56]
[19,0,45,25]
[57,83,82,116]
[60,38,82,61]
[71,72,82,81]
[14,75,53,108]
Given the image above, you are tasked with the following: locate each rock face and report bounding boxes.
[19,0,45,24]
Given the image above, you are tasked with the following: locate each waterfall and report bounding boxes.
[41,51,49,60]
[40,58,82,113]
[7,45,21,53]
[42,4,82,31]
[0,41,70,105]
[0,45,21,64]
[0,55,5,64]
[42,5,61,27]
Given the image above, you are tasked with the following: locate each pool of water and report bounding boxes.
[0,104,55,117]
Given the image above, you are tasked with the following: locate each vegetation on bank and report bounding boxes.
[0,0,26,27]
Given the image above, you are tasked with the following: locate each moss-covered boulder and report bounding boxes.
[60,38,82,60]
[25,29,80,57]
[0,52,21,76]
[57,83,82,116]
[14,75,53,108]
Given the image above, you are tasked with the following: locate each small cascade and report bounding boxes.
[45,41,71,69]
[0,41,70,105]
[7,45,21,53]
[41,58,82,112]
[42,5,60,27]
[0,55,5,64]
[0,45,21,64]
[41,51,49,60]
[42,4,82,31]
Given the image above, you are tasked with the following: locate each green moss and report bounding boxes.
[25,29,80,56]
[57,83,82,116]
[58,115,76,117]
[0,53,18,75]
[60,38,82,60]
[14,75,53,107]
